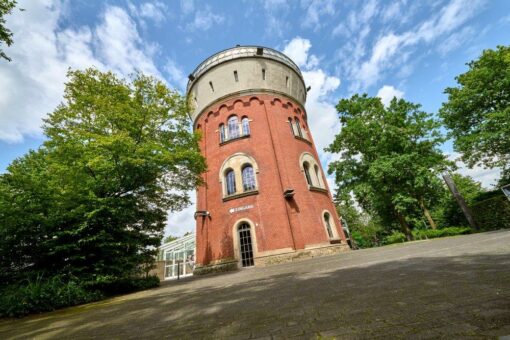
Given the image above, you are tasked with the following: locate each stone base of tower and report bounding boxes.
[193,243,350,275]
[193,258,239,276]
[255,243,350,267]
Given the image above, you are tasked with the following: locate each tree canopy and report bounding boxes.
[0,0,17,61]
[327,95,452,240]
[0,68,206,285]
[440,45,510,171]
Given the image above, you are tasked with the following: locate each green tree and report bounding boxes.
[432,173,485,227]
[440,45,510,174]
[0,68,206,286]
[336,201,384,248]
[0,0,18,61]
[163,235,178,244]
[327,95,452,240]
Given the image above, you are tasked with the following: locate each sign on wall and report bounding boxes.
[229,205,254,214]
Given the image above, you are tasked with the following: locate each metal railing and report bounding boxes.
[186,46,303,93]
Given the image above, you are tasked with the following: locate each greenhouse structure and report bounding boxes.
[159,233,196,280]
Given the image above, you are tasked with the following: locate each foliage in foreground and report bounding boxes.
[0,69,205,316]
[0,0,17,61]
[0,276,159,317]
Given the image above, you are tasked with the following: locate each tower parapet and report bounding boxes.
[187,46,307,125]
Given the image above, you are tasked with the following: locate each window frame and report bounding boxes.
[225,168,236,196]
[241,164,256,192]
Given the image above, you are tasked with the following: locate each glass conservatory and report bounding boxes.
[159,233,195,280]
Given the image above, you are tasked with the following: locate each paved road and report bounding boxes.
[1,230,510,339]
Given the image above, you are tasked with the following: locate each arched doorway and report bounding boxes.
[238,223,254,267]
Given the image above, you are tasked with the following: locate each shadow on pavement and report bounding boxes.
[1,250,510,339]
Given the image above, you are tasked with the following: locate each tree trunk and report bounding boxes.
[396,211,413,241]
[419,197,437,230]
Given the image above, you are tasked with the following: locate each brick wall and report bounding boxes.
[195,94,347,267]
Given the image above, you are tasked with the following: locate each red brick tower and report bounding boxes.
[187,46,348,273]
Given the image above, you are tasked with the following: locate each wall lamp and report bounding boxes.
[194,211,210,219]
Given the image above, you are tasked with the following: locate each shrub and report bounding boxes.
[471,195,510,230]
[0,275,103,318]
[382,231,406,245]
[84,275,160,296]
[413,227,472,240]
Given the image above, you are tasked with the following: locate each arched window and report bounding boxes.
[242,165,256,191]
[219,124,226,143]
[228,116,239,139]
[300,153,325,190]
[220,153,259,200]
[324,212,334,238]
[288,117,294,135]
[225,169,236,195]
[294,117,303,137]
[241,117,250,136]
[314,165,321,187]
[303,162,312,186]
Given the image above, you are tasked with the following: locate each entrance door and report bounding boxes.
[238,223,254,267]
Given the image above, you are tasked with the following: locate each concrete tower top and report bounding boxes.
[186,46,307,125]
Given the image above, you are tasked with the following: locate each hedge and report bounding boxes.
[413,227,472,240]
[471,195,510,230]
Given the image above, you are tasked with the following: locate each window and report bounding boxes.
[220,115,250,144]
[294,117,303,137]
[300,152,326,190]
[324,212,334,238]
[303,162,312,186]
[209,81,214,92]
[242,165,256,191]
[314,165,321,187]
[288,117,294,135]
[228,116,240,139]
[241,117,250,136]
[286,76,289,87]
[234,70,239,82]
[225,169,236,195]
[262,68,266,80]
[220,153,259,200]
[219,124,226,143]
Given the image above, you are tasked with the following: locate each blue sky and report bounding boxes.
[1,0,509,236]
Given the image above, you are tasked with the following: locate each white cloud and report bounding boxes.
[95,6,162,78]
[0,1,164,141]
[282,37,342,191]
[448,153,501,189]
[339,0,485,92]
[282,37,311,68]
[333,0,377,37]
[381,1,402,23]
[164,59,188,92]
[261,0,290,37]
[376,85,404,106]
[139,1,168,23]
[437,26,475,56]
[282,36,321,71]
[180,0,195,15]
[166,191,196,237]
[301,0,336,30]
[187,6,224,31]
